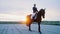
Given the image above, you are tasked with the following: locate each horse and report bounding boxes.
[26,8,45,33]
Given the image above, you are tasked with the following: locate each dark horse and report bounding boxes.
[26,9,45,32]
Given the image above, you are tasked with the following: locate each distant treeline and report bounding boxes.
[0,21,60,25]
[32,21,60,25]
[0,21,20,24]
[41,21,60,25]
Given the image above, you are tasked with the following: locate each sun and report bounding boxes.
[20,16,27,24]
[21,16,26,22]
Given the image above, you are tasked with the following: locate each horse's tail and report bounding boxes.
[26,14,32,26]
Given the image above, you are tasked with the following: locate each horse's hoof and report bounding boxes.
[38,30,40,32]
[29,29,32,31]
[29,30,31,31]
[39,31,42,34]
[29,30,31,32]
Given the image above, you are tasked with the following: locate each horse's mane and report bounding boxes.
[37,9,45,18]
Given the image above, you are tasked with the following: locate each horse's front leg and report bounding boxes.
[38,22,42,34]
[38,22,41,32]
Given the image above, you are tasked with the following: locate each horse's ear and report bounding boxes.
[44,8,46,10]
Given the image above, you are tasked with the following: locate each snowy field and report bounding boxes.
[0,24,60,34]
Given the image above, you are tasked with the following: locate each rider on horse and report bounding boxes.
[26,4,45,32]
[31,4,38,20]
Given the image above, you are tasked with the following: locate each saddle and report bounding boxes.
[31,12,37,20]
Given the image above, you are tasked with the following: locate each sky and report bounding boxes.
[0,0,60,21]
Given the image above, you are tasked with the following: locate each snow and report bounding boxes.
[0,24,60,34]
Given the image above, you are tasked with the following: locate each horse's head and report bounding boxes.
[38,8,45,18]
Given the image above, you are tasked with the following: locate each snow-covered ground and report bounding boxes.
[0,24,60,34]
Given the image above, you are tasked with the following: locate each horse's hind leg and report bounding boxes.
[29,24,31,31]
